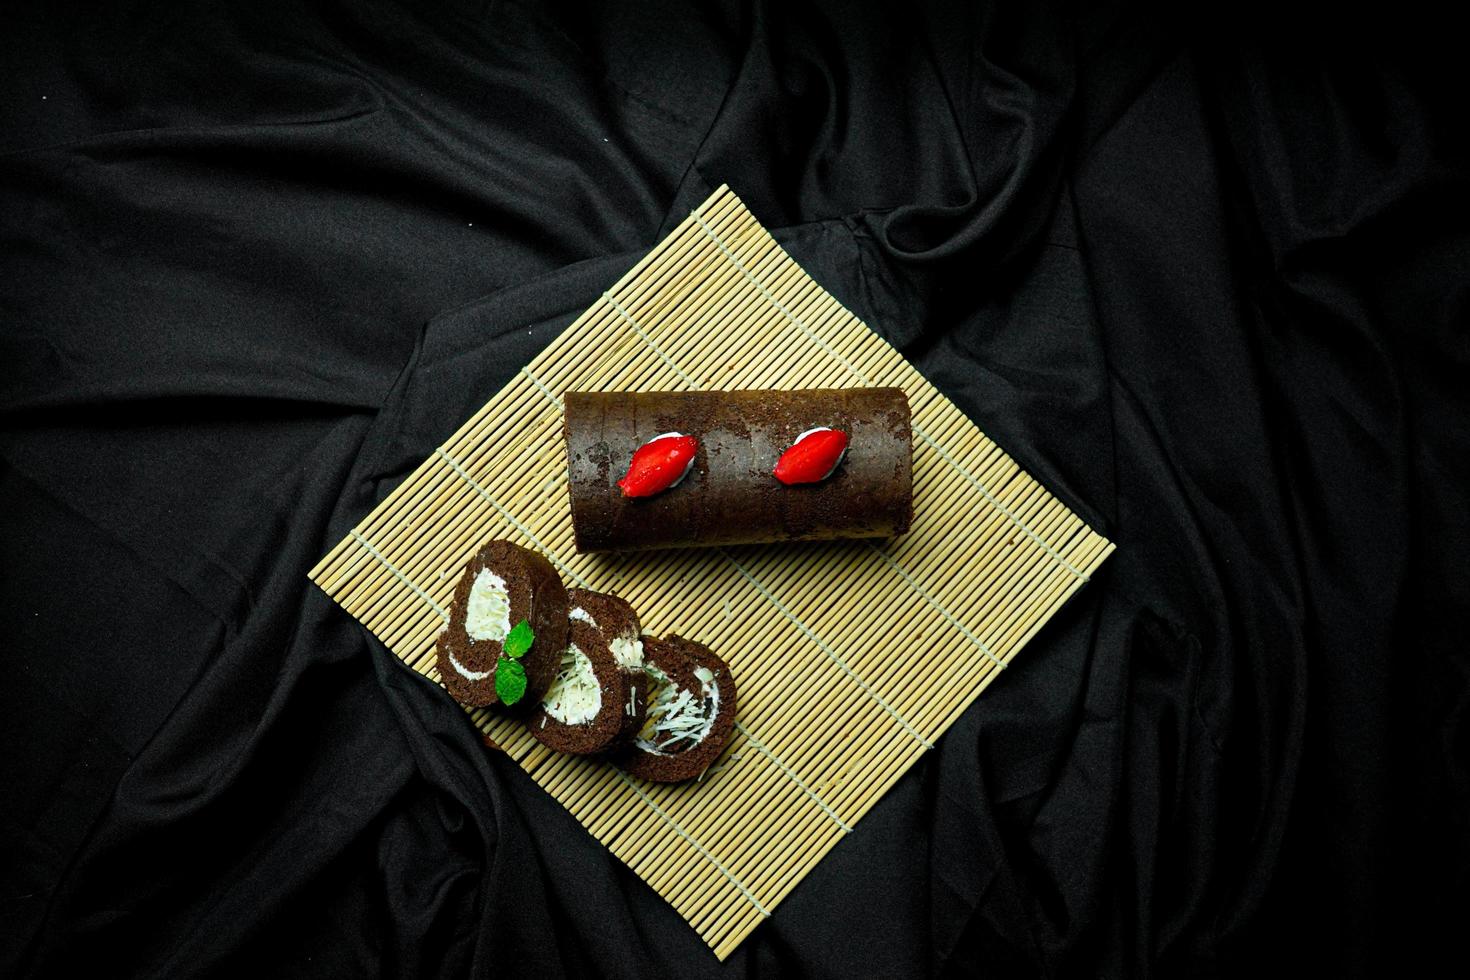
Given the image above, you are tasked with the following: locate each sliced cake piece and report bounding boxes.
[436,540,568,709]
[527,615,646,755]
[614,635,737,783]
[566,588,646,743]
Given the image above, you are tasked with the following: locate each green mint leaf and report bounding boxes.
[503,619,534,659]
[494,656,527,705]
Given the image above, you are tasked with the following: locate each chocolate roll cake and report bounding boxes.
[563,387,913,552]
[436,540,568,709]
[527,617,645,755]
[566,588,647,744]
[614,635,737,783]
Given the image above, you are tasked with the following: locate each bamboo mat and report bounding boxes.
[309,186,1113,959]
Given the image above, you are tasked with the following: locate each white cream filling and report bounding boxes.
[447,652,491,681]
[645,432,696,489]
[569,606,598,628]
[542,645,602,725]
[464,568,512,643]
[636,662,719,755]
[791,426,846,479]
[609,632,644,671]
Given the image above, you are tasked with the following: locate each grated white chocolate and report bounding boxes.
[542,645,602,725]
[610,632,644,671]
[636,662,719,755]
[464,568,511,643]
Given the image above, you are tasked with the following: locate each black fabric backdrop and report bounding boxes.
[3,2,1466,977]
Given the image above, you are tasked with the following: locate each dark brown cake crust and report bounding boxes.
[563,387,913,552]
[435,540,568,710]
[527,622,642,755]
[613,635,737,783]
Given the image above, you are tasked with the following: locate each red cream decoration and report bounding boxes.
[773,427,849,485]
[617,432,699,498]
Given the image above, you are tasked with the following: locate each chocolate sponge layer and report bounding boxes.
[563,387,912,552]
[567,588,641,646]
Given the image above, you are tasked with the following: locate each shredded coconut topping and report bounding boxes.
[636,662,719,755]
[464,568,511,642]
[542,645,602,725]
[609,633,644,671]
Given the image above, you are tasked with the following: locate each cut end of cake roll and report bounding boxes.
[435,540,569,709]
[613,635,737,783]
[528,618,648,755]
[566,587,647,744]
